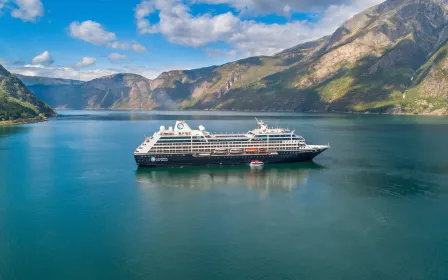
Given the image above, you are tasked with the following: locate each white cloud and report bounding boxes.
[75,57,96,68]
[197,0,358,15]
[9,64,120,81]
[205,48,238,58]
[131,42,148,52]
[69,20,147,53]
[123,65,172,79]
[135,0,384,56]
[31,51,54,65]
[0,0,44,22]
[135,0,158,34]
[11,0,43,22]
[108,41,130,50]
[135,0,240,46]
[0,0,7,11]
[108,53,127,62]
[69,20,117,46]
[8,64,176,81]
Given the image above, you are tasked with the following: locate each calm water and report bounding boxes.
[1,111,448,280]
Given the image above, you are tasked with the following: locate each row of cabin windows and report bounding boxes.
[153,144,301,149]
[157,139,304,143]
[158,139,251,143]
[151,146,305,152]
[156,140,301,145]
[155,142,301,145]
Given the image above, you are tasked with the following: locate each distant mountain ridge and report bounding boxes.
[16,74,83,86]
[21,0,448,115]
[0,65,56,122]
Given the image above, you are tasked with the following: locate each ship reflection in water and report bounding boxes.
[135,162,324,193]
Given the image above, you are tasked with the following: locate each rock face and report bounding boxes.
[23,0,448,114]
[0,64,56,121]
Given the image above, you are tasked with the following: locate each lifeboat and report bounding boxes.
[259,148,267,153]
[245,148,258,153]
[214,148,227,154]
[250,160,264,167]
[230,148,244,154]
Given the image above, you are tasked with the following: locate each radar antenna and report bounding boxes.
[255,117,268,131]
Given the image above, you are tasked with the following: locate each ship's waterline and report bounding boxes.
[134,119,329,167]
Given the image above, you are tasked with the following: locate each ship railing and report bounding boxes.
[149,145,303,153]
[145,134,161,151]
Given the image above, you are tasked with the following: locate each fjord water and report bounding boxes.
[1,111,448,280]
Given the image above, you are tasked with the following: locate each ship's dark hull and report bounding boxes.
[135,149,327,168]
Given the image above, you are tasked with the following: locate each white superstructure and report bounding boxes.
[135,119,328,155]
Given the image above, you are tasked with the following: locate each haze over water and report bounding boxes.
[1,111,448,280]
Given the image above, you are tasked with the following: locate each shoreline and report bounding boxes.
[53,108,448,117]
[0,116,49,126]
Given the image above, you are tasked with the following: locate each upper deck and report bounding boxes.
[155,119,297,138]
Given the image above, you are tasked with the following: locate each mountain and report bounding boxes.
[22,0,448,115]
[0,65,56,122]
[28,73,155,109]
[16,74,83,86]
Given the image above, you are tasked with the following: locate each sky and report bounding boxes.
[0,0,384,81]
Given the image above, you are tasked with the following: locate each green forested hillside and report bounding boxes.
[0,65,56,122]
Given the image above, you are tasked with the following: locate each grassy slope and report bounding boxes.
[404,41,448,114]
[212,44,421,112]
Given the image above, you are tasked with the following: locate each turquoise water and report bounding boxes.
[1,111,448,280]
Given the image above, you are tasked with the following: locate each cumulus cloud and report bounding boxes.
[135,0,240,46]
[123,65,171,79]
[31,51,54,65]
[135,0,384,56]
[198,0,354,15]
[0,0,44,22]
[9,64,120,81]
[7,64,175,81]
[108,53,127,62]
[75,57,96,68]
[131,42,148,52]
[69,20,147,53]
[69,20,117,46]
[11,0,44,22]
[205,48,238,58]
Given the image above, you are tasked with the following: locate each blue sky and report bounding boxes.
[0,0,382,81]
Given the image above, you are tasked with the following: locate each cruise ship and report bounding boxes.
[134,119,329,167]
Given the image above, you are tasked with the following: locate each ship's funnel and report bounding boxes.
[174,120,192,132]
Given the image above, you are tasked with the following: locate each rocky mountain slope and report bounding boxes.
[0,64,56,122]
[29,73,155,110]
[22,0,448,115]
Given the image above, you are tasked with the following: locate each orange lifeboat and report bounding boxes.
[245,148,258,153]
